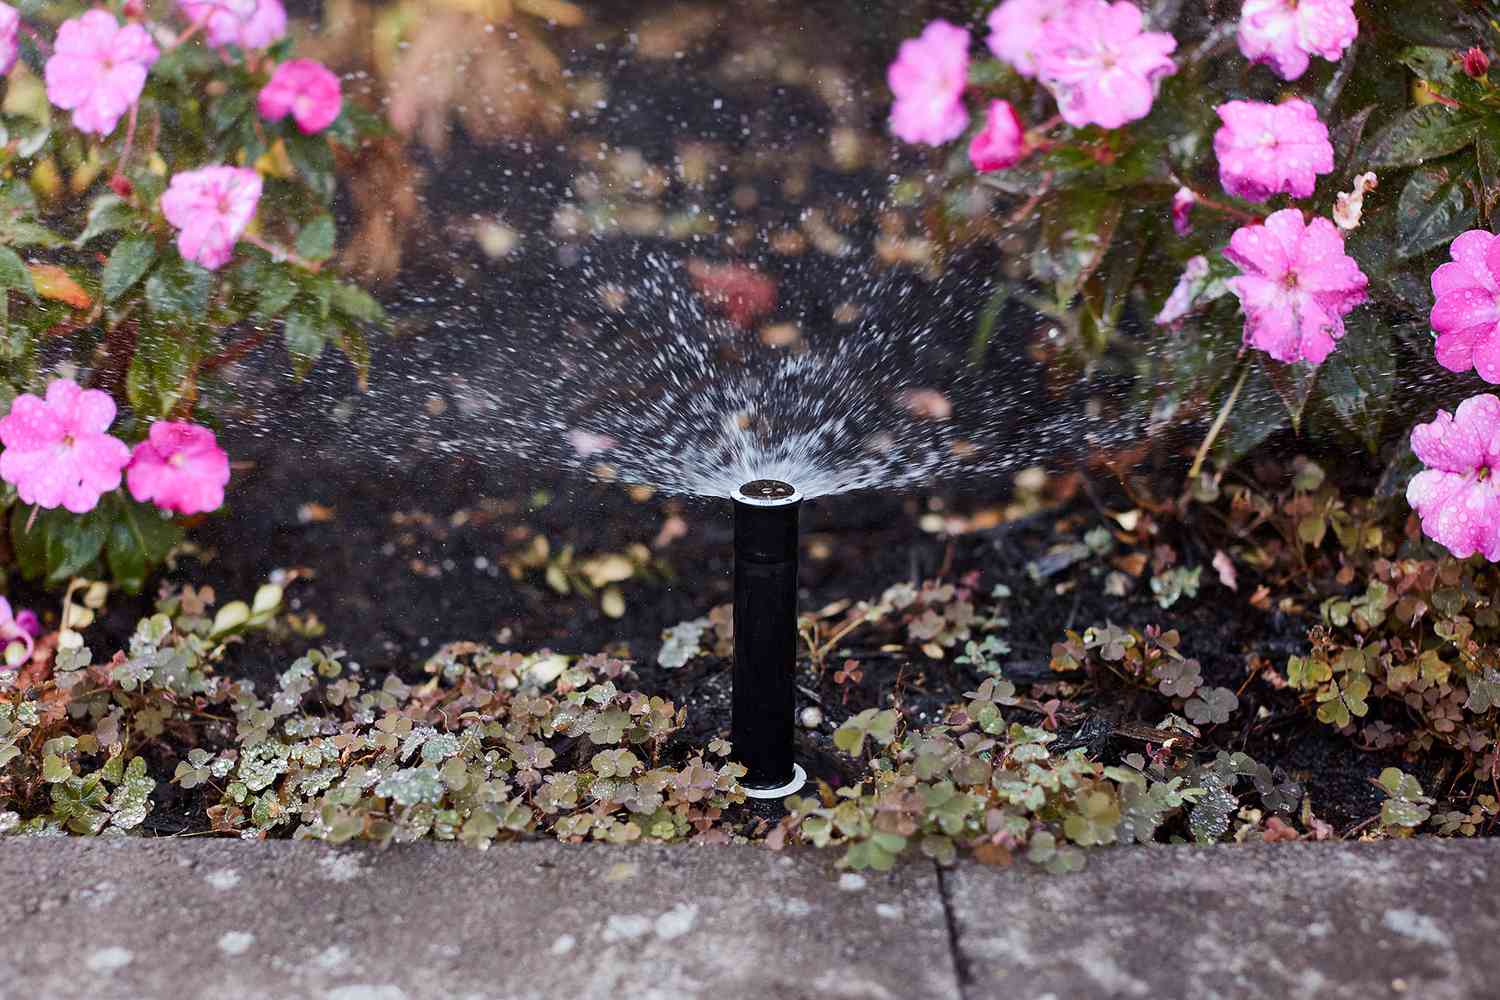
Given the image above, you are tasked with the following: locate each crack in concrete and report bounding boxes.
[933,861,972,1000]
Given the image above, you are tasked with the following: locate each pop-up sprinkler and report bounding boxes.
[731,479,808,798]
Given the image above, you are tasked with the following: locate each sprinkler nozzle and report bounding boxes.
[731,479,806,797]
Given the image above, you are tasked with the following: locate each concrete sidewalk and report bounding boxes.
[0,838,1495,1000]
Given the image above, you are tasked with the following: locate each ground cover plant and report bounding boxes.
[5,0,1500,874]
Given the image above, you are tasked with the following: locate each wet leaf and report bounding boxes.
[1395,158,1477,259]
[101,235,158,302]
[1359,105,1479,170]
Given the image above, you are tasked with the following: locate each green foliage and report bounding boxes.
[776,686,1286,871]
[0,5,393,595]
[926,2,1500,468]
[1377,768,1433,834]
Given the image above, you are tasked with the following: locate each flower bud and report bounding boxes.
[107,174,133,199]
[1465,47,1490,79]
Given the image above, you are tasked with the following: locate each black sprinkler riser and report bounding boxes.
[731,479,804,794]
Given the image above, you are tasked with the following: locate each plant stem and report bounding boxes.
[113,101,140,186]
[242,232,319,271]
[1187,361,1250,484]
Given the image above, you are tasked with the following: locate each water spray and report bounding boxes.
[731,479,807,798]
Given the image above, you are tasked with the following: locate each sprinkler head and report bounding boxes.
[730,478,806,798]
[735,479,798,503]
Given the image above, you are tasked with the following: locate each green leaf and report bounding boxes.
[1034,190,1122,312]
[1260,356,1319,434]
[101,236,158,303]
[1475,122,1500,222]
[1397,47,1464,88]
[237,254,299,320]
[0,245,34,300]
[284,306,326,377]
[1315,314,1396,454]
[0,218,61,248]
[209,89,253,135]
[296,214,336,261]
[76,194,136,246]
[1367,0,1480,47]
[1214,362,1288,467]
[107,496,184,595]
[145,256,212,318]
[9,503,43,580]
[48,507,109,583]
[11,505,109,584]
[42,754,72,783]
[1396,159,1478,259]
[1360,105,1480,170]
[125,322,191,418]
[285,132,336,201]
[330,281,386,325]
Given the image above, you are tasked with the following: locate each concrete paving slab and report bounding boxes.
[946,839,1500,1000]
[0,838,956,1000]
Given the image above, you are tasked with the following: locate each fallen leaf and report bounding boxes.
[1212,549,1238,591]
[567,429,617,458]
[897,388,952,421]
[30,265,90,309]
[760,322,800,347]
[686,258,777,329]
[653,515,688,549]
[297,502,336,524]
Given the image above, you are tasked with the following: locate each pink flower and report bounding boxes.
[14,608,38,637]
[259,58,342,134]
[1036,0,1177,130]
[1465,47,1491,79]
[1155,255,1211,326]
[1237,0,1358,81]
[985,0,1082,78]
[0,379,130,513]
[127,421,230,515]
[177,0,286,50]
[969,101,1025,172]
[1171,187,1196,236]
[1223,208,1368,365]
[1407,395,1500,561]
[43,11,159,136]
[0,4,21,78]
[888,20,971,146]
[1428,230,1500,382]
[160,166,262,271]
[1213,100,1333,203]
[0,597,34,669]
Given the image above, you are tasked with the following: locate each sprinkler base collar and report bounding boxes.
[741,764,807,800]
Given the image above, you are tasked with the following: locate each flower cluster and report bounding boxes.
[1408,395,1500,562]
[888,1,1176,173]
[0,379,229,517]
[29,4,346,272]
[1411,234,1500,560]
[178,0,286,50]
